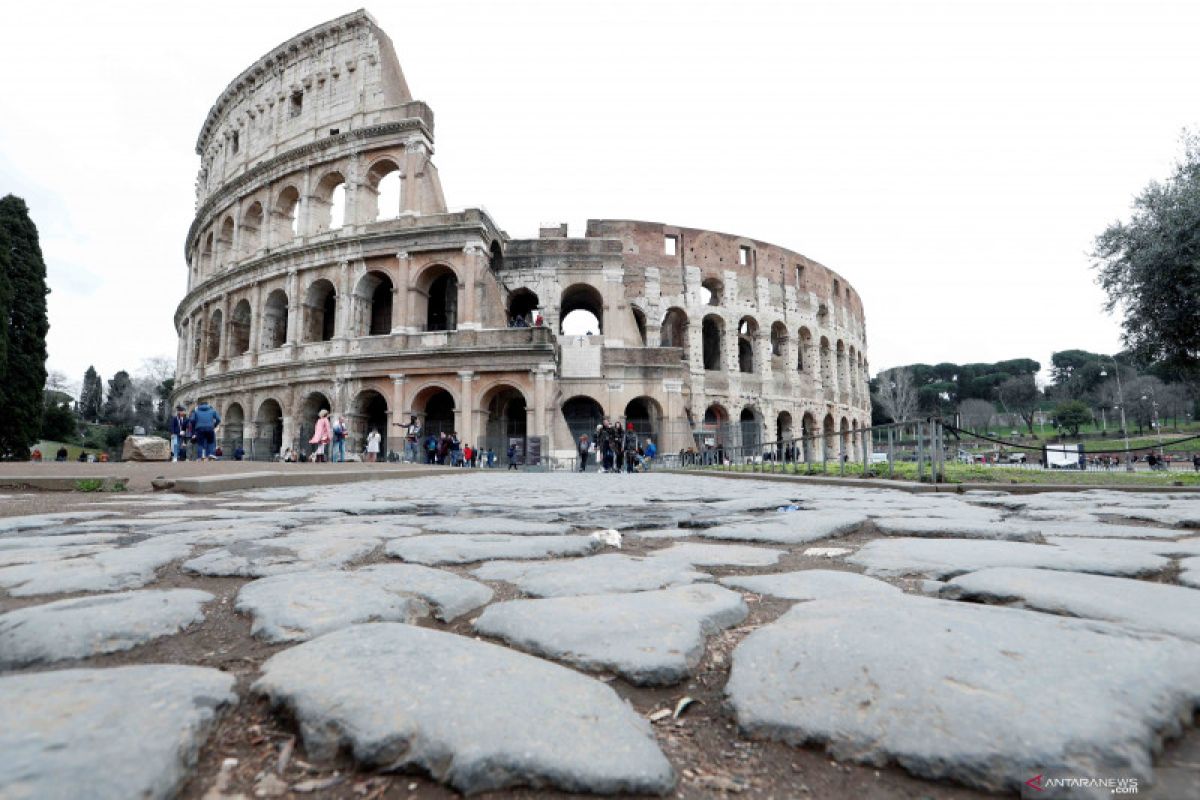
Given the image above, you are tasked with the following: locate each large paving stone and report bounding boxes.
[0,665,236,799]
[944,567,1200,642]
[473,553,711,597]
[355,564,494,621]
[419,517,572,536]
[1182,557,1200,589]
[698,511,867,544]
[726,594,1200,795]
[181,530,381,577]
[1036,519,1184,539]
[0,511,117,534]
[0,544,115,567]
[253,624,675,795]
[720,569,901,600]
[647,542,785,568]
[870,516,1041,542]
[0,541,191,596]
[385,534,599,566]
[0,589,212,668]
[475,584,747,685]
[849,537,1167,580]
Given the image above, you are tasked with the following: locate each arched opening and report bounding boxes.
[191,322,203,368]
[367,160,402,221]
[297,392,333,451]
[740,407,761,455]
[229,299,252,356]
[353,389,389,457]
[482,385,528,459]
[241,202,264,257]
[262,289,288,349]
[415,388,456,438]
[798,327,812,373]
[837,341,848,396]
[303,279,337,342]
[562,395,604,443]
[631,306,648,346]
[314,172,347,232]
[700,277,723,306]
[801,412,816,463]
[702,314,724,371]
[819,337,833,389]
[507,288,539,326]
[770,322,787,364]
[206,309,223,363]
[624,397,662,443]
[353,271,394,336]
[660,307,688,359]
[699,404,730,455]
[274,186,301,240]
[217,217,234,269]
[489,241,504,272]
[823,413,837,460]
[417,266,458,332]
[777,411,794,462]
[201,232,214,277]
[222,403,245,453]
[255,398,284,458]
[737,317,758,374]
[840,417,851,461]
[560,283,604,335]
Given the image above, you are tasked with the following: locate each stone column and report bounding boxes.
[755,331,772,382]
[390,374,408,419]
[285,270,300,354]
[393,251,411,332]
[458,371,475,443]
[216,295,230,369]
[248,282,262,364]
[534,368,549,439]
[460,244,484,330]
[298,168,313,238]
[662,379,685,454]
[335,260,352,350]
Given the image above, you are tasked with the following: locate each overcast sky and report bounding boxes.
[1,0,1194,392]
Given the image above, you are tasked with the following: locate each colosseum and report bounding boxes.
[172,10,871,464]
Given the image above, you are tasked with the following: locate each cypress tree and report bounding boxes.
[79,366,103,422]
[0,195,49,460]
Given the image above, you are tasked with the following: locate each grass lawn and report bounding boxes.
[31,440,107,462]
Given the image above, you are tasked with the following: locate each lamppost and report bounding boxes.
[1099,363,1134,472]
[1142,390,1164,457]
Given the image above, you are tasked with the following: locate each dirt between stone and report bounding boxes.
[4,498,1198,799]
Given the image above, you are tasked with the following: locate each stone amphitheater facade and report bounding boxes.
[172,10,871,462]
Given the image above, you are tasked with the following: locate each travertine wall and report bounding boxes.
[173,10,870,462]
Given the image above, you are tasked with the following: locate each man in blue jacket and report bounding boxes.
[169,405,190,462]
[188,400,222,462]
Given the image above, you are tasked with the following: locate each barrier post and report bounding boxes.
[917,421,926,482]
[887,426,895,479]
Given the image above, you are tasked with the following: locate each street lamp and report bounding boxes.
[1099,364,1134,472]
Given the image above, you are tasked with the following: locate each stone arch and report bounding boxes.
[411,384,458,437]
[770,321,788,364]
[740,406,762,454]
[702,314,724,371]
[222,402,245,452]
[819,336,833,388]
[217,216,234,268]
[489,240,504,272]
[797,326,813,373]
[776,410,793,443]
[200,231,214,277]
[700,404,731,454]
[352,388,390,456]
[353,270,394,336]
[240,201,264,257]
[562,395,605,443]
[836,339,848,397]
[206,308,223,363]
[191,319,203,368]
[660,307,688,356]
[274,185,301,240]
[801,411,817,462]
[840,416,851,460]
[262,289,288,349]
[480,382,529,457]
[631,306,648,346]
[365,157,403,222]
[296,391,333,449]
[737,316,758,374]
[229,299,252,356]
[823,412,837,460]
[700,276,723,306]
[560,283,604,335]
[303,279,337,342]
[313,171,347,232]
[507,288,539,324]
[255,398,284,457]
[413,263,459,332]
[624,396,663,442]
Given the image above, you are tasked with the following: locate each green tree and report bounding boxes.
[40,397,77,442]
[1094,132,1200,381]
[0,196,50,460]
[79,366,103,422]
[100,370,135,427]
[1052,400,1092,437]
[997,375,1041,436]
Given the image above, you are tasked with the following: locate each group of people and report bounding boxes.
[417,430,501,468]
[303,409,382,463]
[29,446,108,463]
[576,420,657,473]
[170,400,239,461]
[508,311,544,328]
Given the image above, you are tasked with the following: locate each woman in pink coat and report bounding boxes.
[309,408,332,463]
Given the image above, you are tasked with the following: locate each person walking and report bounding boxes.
[309,409,332,463]
[643,438,657,470]
[577,434,590,472]
[622,423,639,473]
[331,416,347,463]
[188,400,221,461]
[366,427,381,462]
[486,447,495,468]
[507,442,519,470]
[170,405,190,462]
[403,415,421,463]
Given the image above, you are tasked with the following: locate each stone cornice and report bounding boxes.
[187,119,430,256]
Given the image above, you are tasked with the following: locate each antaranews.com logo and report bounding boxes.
[1026,773,1139,794]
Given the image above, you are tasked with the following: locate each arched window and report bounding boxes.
[206,309,223,363]
[770,322,787,361]
[660,307,688,359]
[240,202,264,257]
[702,315,724,371]
[560,283,604,335]
[275,186,301,240]
[353,271,394,336]
[217,217,235,269]
[303,279,337,342]
[737,317,758,374]
[314,172,347,232]
[507,288,539,326]
[262,289,289,349]
[700,277,723,306]
[631,306,648,346]
[797,327,812,373]
[367,159,402,221]
[425,268,458,332]
[229,299,252,356]
[562,395,604,443]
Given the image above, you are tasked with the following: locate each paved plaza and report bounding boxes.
[1,472,1199,798]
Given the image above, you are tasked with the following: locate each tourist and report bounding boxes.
[449,432,462,466]
[425,434,438,464]
[643,438,657,470]
[534,311,544,327]
[437,432,450,465]
[309,409,332,463]
[366,427,381,462]
[401,415,420,462]
[463,443,474,467]
[507,442,518,470]
[214,445,223,460]
[97,451,108,463]
[281,448,296,463]
[577,434,590,472]
[233,445,245,461]
[77,451,87,463]
[30,448,42,462]
[170,405,190,462]
[188,399,221,462]
[55,446,68,462]
[331,416,347,463]
[1193,453,1200,472]
[486,448,495,468]
[622,423,639,473]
